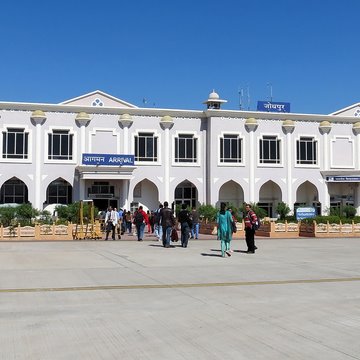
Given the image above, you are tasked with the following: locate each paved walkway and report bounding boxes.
[0,237,359,359]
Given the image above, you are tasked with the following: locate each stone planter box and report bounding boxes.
[0,222,102,241]
[300,220,360,237]
[256,221,300,238]
[199,220,245,237]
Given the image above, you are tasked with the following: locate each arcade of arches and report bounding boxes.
[1,177,359,216]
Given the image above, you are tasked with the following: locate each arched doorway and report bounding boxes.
[295,181,321,215]
[0,177,28,204]
[258,180,282,217]
[131,179,159,212]
[218,180,244,208]
[174,180,198,208]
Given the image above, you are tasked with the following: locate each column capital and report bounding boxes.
[319,121,332,134]
[31,110,47,125]
[119,113,133,128]
[75,112,91,126]
[160,115,174,130]
[245,118,258,132]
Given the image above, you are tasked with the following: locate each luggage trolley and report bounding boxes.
[72,200,102,240]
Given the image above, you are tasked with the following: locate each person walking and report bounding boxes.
[133,206,148,241]
[216,202,234,257]
[146,210,152,233]
[125,211,132,234]
[104,206,119,240]
[177,203,192,248]
[153,204,163,241]
[160,201,175,248]
[114,208,122,240]
[244,203,258,253]
[190,206,200,239]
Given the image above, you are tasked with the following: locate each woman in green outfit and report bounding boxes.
[216,202,234,257]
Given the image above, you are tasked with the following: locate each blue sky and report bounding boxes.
[0,0,359,114]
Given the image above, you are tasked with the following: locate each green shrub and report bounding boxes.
[198,204,218,222]
[276,202,291,220]
[55,202,99,224]
[16,203,39,226]
[0,206,18,227]
[343,205,356,218]
[353,216,360,224]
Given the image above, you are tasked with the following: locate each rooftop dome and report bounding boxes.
[203,90,227,109]
[208,90,220,100]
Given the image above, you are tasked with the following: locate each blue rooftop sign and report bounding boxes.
[257,101,290,113]
[82,153,135,166]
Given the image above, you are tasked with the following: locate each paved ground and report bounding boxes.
[0,235,359,359]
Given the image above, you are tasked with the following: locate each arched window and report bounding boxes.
[46,178,72,205]
[0,177,28,204]
[174,181,198,208]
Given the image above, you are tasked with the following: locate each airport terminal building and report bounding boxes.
[1,89,360,216]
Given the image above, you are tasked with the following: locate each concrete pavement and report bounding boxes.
[0,237,359,359]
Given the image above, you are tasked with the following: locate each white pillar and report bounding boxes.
[118,115,134,209]
[249,130,255,202]
[356,184,360,216]
[286,131,292,209]
[119,114,133,155]
[282,120,295,213]
[79,178,85,201]
[323,132,329,170]
[160,116,174,203]
[356,128,360,169]
[354,125,360,215]
[319,122,332,215]
[245,118,258,203]
[31,110,46,210]
[35,122,42,209]
[80,125,86,155]
[164,127,170,202]
[123,127,129,153]
[322,134,331,214]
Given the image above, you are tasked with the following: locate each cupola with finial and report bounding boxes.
[203,90,227,109]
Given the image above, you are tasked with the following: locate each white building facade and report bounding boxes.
[1,89,360,216]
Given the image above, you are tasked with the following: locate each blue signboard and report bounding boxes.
[326,176,360,182]
[82,153,135,166]
[296,207,316,221]
[257,101,290,113]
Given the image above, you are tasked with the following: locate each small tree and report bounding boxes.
[343,205,356,219]
[198,204,218,222]
[276,201,291,220]
[16,203,39,226]
[55,202,99,224]
[0,206,18,227]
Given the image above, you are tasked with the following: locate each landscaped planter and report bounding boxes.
[256,221,300,238]
[199,220,245,237]
[300,220,360,237]
[0,222,102,241]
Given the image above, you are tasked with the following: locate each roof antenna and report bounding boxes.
[267,82,273,102]
[238,87,244,110]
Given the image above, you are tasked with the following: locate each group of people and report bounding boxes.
[216,203,258,257]
[103,202,259,257]
[103,203,200,248]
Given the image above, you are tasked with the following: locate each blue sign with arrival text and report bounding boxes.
[82,153,135,166]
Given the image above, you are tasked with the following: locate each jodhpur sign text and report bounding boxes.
[82,153,135,166]
[257,101,290,113]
